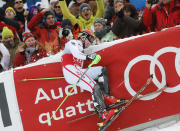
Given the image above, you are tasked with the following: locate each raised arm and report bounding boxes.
[27,11,45,31]
[95,0,105,19]
[59,0,77,25]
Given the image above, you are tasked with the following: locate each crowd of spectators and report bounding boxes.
[0,0,179,72]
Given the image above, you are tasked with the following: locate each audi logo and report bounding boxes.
[124,47,180,100]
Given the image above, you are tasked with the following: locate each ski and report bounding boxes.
[106,99,129,110]
[138,84,168,99]
[68,99,128,123]
[98,75,153,131]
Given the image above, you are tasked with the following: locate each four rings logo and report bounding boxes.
[124,47,180,100]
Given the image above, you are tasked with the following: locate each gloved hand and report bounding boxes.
[87,54,101,67]
[86,53,97,61]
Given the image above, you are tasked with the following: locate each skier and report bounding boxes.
[61,30,122,123]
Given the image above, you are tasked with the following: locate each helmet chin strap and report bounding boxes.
[81,36,87,49]
[83,41,85,49]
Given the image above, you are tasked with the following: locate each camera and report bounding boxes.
[147,0,159,4]
[62,28,70,37]
[60,28,73,40]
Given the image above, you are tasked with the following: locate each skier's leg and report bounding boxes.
[92,84,107,114]
[93,84,118,122]
[98,67,110,95]
[82,66,110,95]
[83,66,103,79]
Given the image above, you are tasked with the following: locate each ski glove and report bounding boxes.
[87,54,101,67]
[86,53,97,61]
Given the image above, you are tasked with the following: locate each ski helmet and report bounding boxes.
[78,30,95,48]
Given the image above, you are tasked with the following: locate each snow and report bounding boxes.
[159,122,180,131]
[158,122,180,131]
[143,120,180,131]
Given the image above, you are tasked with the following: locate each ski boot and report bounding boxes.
[104,96,128,109]
[97,109,118,127]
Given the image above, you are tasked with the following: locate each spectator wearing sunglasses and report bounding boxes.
[68,0,97,17]
[13,0,26,25]
[53,1,63,22]
[59,0,104,31]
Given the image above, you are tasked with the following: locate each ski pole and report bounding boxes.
[22,76,64,82]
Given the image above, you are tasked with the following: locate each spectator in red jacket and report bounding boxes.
[28,8,62,55]
[13,32,47,67]
[143,0,180,31]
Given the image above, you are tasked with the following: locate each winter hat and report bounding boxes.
[2,27,14,40]
[79,3,91,13]
[94,18,107,27]
[61,19,72,29]
[44,10,55,19]
[5,7,16,15]
[29,5,40,16]
[22,32,34,43]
